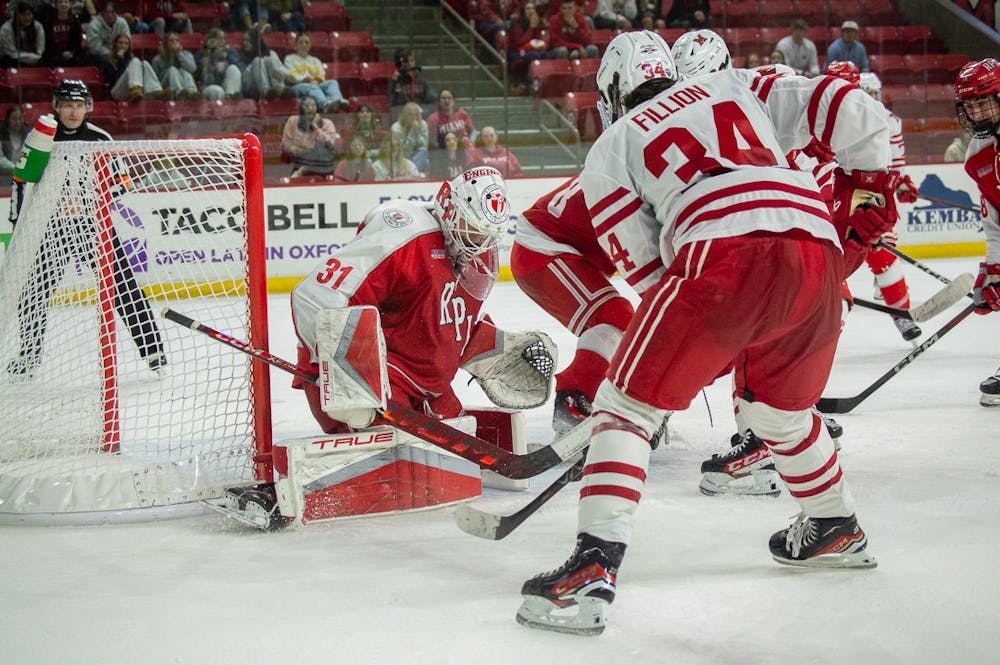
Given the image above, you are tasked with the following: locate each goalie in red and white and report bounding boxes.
[239,166,557,526]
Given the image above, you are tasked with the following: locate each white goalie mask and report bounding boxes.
[597,30,677,130]
[433,166,511,299]
[671,29,731,79]
[859,72,883,102]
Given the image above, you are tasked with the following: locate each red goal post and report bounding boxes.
[0,135,271,522]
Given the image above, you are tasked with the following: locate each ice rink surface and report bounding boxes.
[2,255,997,665]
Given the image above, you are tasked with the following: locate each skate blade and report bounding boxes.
[202,497,277,531]
[516,595,607,636]
[980,395,1000,407]
[772,550,878,569]
[699,470,781,498]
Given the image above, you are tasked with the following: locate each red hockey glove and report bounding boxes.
[895,173,920,204]
[877,230,899,248]
[974,262,1000,314]
[802,139,835,164]
[832,169,899,251]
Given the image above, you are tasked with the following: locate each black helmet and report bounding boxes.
[53,79,93,112]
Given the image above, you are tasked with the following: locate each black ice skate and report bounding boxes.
[516,533,626,636]
[815,409,844,450]
[769,513,877,569]
[980,367,1000,407]
[699,431,780,497]
[893,315,922,342]
[206,483,287,531]
[146,352,168,373]
[552,389,592,434]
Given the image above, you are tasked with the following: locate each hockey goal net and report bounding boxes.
[0,135,270,520]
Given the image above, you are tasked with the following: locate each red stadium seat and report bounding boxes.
[259,96,301,117]
[655,28,685,45]
[304,1,352,31]
[564,91,601,141]
[572,58,599,92]
[325,61,365,97]
[358,61,397,96]
[129,32,162,58]
[263,31,297,56]
[4,68,56,102]
[346,94,390,114]
[529,59,575,99]
[589,29,616,54]
[165,99,212,123]
[756,27,786,56]
[331,31,379,63]
[16,101,54,124]
[805,26,830,54]
[186,1,227,32]
[121,99,168,136]
[757,1,797,28]
[303,31,334,61]
[177,32,204,51]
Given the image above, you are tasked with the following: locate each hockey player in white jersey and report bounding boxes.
[670,28,730,79]
[516,31,896,636]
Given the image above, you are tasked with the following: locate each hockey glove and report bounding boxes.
[832,169,899,252]
[974,262,1000,314]
[895,173,920,204]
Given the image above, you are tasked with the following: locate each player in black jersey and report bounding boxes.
[7,79,165,376]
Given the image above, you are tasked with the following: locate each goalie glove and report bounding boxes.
[462,327,557,410]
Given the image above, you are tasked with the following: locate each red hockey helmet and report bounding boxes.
[825,60,860,85]
[955,59,1000,139]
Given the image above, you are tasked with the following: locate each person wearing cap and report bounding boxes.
[774,17,819,76]
[827,20,869,73]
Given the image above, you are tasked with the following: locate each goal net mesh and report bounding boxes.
[0,137,269,517]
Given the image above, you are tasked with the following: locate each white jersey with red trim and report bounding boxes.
[965,136,1000,264]
[292,199,491,398]
[887,109,905,171]
[581,68,891,293]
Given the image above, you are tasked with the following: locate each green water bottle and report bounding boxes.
[13,114,58,184]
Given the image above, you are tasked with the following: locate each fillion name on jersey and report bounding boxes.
[629,84,712,132]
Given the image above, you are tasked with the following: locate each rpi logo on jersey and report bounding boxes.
[382,207,413,228]
[480,185,508,226]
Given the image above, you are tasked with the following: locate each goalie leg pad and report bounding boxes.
[316,306,389,428]
[273,417,482,524]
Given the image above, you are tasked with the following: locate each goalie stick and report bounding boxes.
[816,302,976,413]
[851,272,974,322]
[455,453,586,540]
[161,308,589,479]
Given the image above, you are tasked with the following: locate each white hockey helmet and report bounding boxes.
[433,166,510,293]
[752,62,796,77]
[671,29,731,79]
[859,72,882,101]
[597,30,677,129]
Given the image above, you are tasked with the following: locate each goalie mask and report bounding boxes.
[597,30,677,130]
[955,58,1000,139]
[671,29,731,80]
[433,166,510,299]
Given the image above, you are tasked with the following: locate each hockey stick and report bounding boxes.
[161,308,588,479]
[454,453,585,540]
[816,302,976,413]
[851,270,974,322]
[878,242,976,298]
[917,194,980,214]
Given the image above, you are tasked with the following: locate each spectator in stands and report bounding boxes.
[151,31,199,100]
[372,131,421,181]
[240,23,288,99]
[593,0,636,30]
[427,89,479,148]
[0,2,44,66]
[744,52,761,68]
[663,0,711,29]
[389,47,438,111]
[282,95,341,177]
[86,1,130,67]
[146,0,192,37]
[196,27,244,100]
[549,0,598,60]
[225,0,258,32]
[944,131,970,163]
[768,49,785,66]
[115,0,149,33]
[827,20,869,73]
[471,0,515,48]
[342,103,386,160]
[102,32,164,101]
[429,130,482,179]
[43,0,85,65]
[390,101,430,174]
[774,17,819,77]
[476,125,523,177]
[638,2,665,30]
[284,32,348,112]
[334,135,376,182]
[0,104,29,177]
[259,0,305,34]
[506,2,551,72]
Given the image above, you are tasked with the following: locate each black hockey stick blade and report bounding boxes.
[162,308,588,479]
[816,302,976,413]
[853,273,974,322]
[455,454,586,540]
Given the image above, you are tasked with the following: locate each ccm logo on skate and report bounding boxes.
[552,564,610,598]
[725,448,770,473]
[311,432,395,450]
